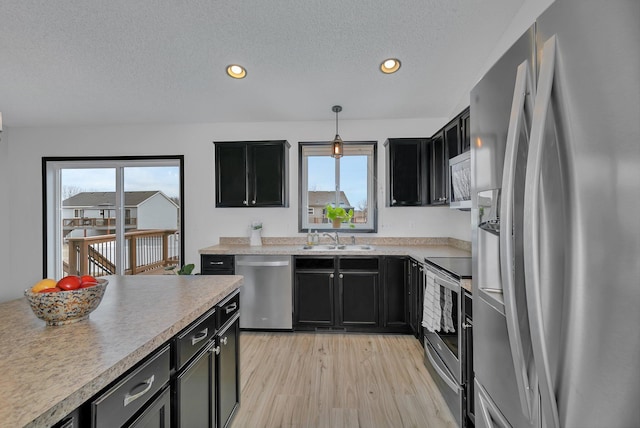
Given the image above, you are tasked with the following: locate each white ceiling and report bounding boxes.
[0,0,525,127]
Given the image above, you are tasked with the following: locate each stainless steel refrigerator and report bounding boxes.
[471,0,640,427]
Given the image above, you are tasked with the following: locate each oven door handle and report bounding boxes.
[429,269,460,292]
[425,342,458,392]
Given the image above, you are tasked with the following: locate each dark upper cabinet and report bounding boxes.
[385,138,430,206]
[430,131,448,205]
[215,140,289,207]
[444,106,471,161]
[460,108,471,153]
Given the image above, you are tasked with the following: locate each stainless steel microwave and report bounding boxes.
[449,151,471,210]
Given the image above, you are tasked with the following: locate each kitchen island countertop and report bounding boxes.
[0,274,243,428]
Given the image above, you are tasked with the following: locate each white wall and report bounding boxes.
[1,117,472,302]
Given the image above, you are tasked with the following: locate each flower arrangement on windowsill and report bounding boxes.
[325,204,354,228]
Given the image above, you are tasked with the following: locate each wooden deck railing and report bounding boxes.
[66,229,179,276]
[63,217,137,228]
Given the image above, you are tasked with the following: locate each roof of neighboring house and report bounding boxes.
[308,191,351,208]
[63,191,172,208]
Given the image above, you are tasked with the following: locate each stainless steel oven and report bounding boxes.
[423,261,464,426]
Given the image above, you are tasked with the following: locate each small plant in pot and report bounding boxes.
[325,204,354,228]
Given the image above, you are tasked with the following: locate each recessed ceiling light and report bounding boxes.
[380,58,401,74]
[226,64,247,79]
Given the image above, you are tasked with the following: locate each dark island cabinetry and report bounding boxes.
[214,140,289,207]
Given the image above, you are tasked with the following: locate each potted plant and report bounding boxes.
[325,204,354,228]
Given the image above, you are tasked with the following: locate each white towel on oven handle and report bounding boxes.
[443,288,455,333]
[421,270,441,332]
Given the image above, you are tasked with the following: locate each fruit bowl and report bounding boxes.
[24,279,108,326]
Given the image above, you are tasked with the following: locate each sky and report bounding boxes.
[307,155,368,209]
[61,166,181,199]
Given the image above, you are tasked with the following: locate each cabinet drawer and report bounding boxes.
[174,307,217,371]
[217,289,240,328]
[201,255,235,274]
[91,345,170,428]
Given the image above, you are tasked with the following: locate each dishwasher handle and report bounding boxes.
[236,260,290,267]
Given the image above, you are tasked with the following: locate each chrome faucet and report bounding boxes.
[323,232,340,245]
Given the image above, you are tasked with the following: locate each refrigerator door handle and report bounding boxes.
[476,379,511,428]
[499,59,537,421]
[524,34,561,428]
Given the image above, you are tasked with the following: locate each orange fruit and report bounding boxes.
[31,278,57,293]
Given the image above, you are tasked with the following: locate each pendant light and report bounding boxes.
[331,105,343,158]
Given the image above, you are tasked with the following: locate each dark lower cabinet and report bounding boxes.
[59,289,240,428]
[294,256,416,333]
[129,387,172,428]
[174,342,216,427]
[382,257,409,331]
[295,270,334,326]
[407,258,424,338]
[217,315,240,428]
[294,256,380,331]
[339,271,378,327]
[201,255,235,275]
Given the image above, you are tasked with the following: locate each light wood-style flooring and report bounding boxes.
[232,332,456,428]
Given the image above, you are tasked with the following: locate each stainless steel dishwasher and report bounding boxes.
[234,255,293,330]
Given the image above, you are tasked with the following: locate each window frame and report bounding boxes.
[298,141,377,233]
[42,155,185,279]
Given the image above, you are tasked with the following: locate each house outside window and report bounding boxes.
[299,142,377,232]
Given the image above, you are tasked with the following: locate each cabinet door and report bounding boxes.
[445,119,461,161]
[248,143,286,206]
[382,257,408,329]
[339,272,379,327]
[294,271,334,326]
[129,387,171,428]
[460,109,471,153]
[215,143,247,207]
[175,344,215,428]
[217,316,240,428]
[388,139,426,206]
[430,132,448,205]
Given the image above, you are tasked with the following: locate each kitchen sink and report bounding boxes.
[301,244,375,251]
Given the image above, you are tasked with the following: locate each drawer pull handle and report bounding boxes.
[209,261,224,265]
[123,374,155,407]
[191,328,209,345]
[225,302,238,314]
[221,336,228,345]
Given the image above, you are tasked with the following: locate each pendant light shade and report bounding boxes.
[331,105,343,158]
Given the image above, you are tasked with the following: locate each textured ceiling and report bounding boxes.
[0,0,524,127]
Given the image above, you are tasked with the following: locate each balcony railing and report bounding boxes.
[65,229,179,276]
[63,217,137,228]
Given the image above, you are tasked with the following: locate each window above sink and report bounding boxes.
[298,142,378,233]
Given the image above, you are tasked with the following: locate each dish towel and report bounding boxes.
[422,270,441,332]
[443,288,455,333]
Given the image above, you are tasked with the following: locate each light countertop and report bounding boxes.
[199,237,471,260]
[0,274,242,428]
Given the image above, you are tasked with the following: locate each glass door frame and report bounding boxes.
[42,155,184,279]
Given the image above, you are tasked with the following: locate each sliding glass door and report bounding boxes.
[43,157,183,279]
